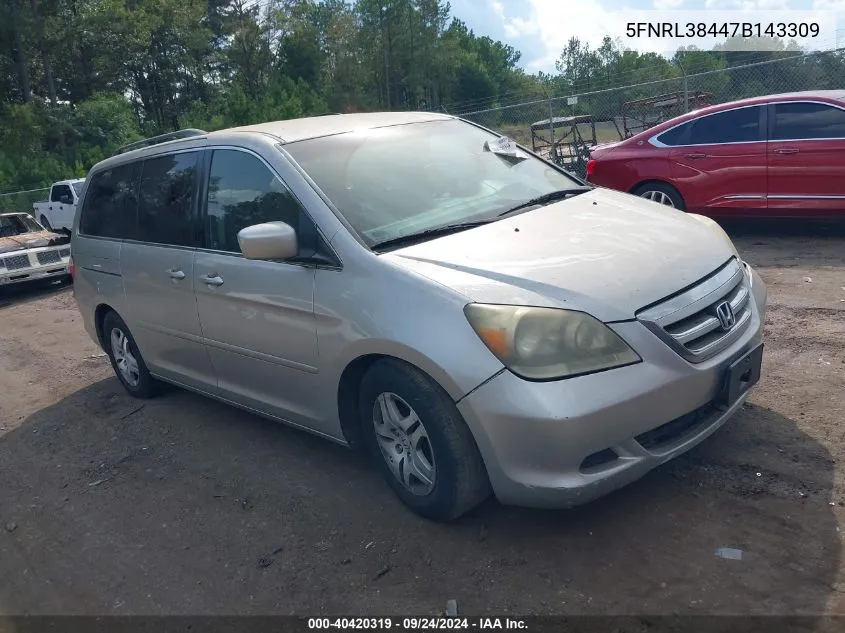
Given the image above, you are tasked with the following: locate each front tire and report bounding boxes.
[359,359,490,521]
[103,311,156,399]
[632,182,685,210]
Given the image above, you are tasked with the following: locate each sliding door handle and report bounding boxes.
[199,273,224,287]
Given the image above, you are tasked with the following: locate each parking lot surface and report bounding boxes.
[1,220,843,616]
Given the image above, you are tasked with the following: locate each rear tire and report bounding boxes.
[632,182,685,210]
[358,358,490,522]
[103,311,156,399]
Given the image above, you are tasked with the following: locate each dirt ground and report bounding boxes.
[0,220,843,617]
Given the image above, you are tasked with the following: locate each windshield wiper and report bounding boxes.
[370,220,493,251]
[497,186,594,217]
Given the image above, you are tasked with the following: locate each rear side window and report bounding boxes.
[79,163,139,239]
[687,106,762,145]
[138,152,200,247]
[205,149,301,253]
[655,121,692,146]
[772,102,845,140]
[50,184,72,202]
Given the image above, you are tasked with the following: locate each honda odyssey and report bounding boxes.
[71,113,766,521]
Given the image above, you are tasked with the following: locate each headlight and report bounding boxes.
[464,304,641,380]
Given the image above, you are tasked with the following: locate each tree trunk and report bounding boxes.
[30,0,57,102]
[12,19,31,102]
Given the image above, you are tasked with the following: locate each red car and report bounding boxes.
[586,90,845,218]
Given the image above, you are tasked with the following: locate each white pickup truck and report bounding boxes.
[32,178,85,233]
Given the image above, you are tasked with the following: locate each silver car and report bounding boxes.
[71,113,766,521]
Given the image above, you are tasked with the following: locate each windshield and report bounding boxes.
[72,181,84,196]
[0,214,43,237]
[284,119,581,247]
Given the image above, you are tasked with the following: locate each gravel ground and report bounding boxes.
[0,220,843,617]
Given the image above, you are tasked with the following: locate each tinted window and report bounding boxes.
[51,184,72,202]
[205,150,301,253]
[655,122,692,146]
[772,102,845,140]
[687,107,761,145]
[71,182,84,196]
[79,164,139,239]
[137,152,199,246]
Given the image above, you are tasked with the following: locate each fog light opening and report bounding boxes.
[579,448,619,472]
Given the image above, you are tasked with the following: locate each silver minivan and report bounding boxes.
[71,112,766,521]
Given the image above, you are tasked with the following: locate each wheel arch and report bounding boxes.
[629,178,677,195]
[94,303,118,349]
[334,344,484,449]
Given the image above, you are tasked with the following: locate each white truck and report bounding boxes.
[32,178,85,233]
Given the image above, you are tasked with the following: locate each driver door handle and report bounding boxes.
[774,147,799,155]
[200,273,224,287]
[168,268,186,280]
[685,153,707,159]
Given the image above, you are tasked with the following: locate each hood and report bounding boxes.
[384,188,736,322]
[0,230,69,255]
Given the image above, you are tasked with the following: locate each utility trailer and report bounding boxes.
[530,114,622,179]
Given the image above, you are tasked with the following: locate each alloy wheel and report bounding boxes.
[110,327,140,387]
[372,392,436,496]
[640,190,676,207]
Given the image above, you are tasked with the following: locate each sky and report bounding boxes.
[448,0,845,73]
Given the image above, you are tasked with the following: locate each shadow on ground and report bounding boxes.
[0,377,839,617]
[0,278,72,309]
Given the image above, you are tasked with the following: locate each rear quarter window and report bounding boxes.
[78,163,139,239]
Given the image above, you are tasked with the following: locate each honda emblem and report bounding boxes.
[715,301,736,331]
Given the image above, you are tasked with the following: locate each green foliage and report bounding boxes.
[1,0,843,198]
[1,0,531,193]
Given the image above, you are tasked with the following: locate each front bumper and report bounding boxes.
[457,267,767,509]
[0,262,70,286]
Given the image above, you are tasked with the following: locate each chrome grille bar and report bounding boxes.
[637,258,754,363]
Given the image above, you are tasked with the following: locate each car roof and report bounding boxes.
[635,90,845,140]
[699,90,845,112]
[88,111,457,174]
[222,111,455,143]
[0,212,29,218]
[55,178,85,185]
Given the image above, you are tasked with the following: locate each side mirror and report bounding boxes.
[237,221,298,260]
[59,194,72,204]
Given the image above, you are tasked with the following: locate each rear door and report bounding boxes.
[120,150,218,392]
[767,100,845,216]
[666,105,768,215]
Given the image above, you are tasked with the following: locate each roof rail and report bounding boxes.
[115,128,207,156]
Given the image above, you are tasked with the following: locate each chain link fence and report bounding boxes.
[0,188,49,216]
[456,48,845,180]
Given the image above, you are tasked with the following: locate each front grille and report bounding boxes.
[3,254,31,270]
[37,250,61,265]
[637,258,752,362]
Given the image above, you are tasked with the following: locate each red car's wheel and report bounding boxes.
[632,182,685,210]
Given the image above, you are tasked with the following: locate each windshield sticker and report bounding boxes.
[484,136,528,161]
